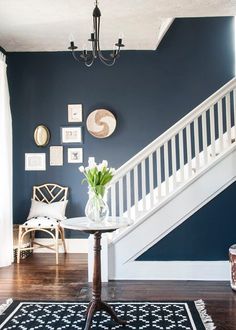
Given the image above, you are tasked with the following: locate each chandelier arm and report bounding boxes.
[96,17,118,63]
[92,41,96,58]
[97,47,120,61]
[85,57,95,67]
[72,50,83,62]
[72,50,94,64]
[99,56,116,66]
[98,50,116,61]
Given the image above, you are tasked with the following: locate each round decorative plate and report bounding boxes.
[86,109,116,138]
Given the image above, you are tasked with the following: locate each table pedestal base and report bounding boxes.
[61,218,131,329]
[84,300,126,330]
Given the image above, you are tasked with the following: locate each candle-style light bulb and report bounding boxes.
[83,44,88,54]
[115,32,124,48]
[89,33,95,41]
[118,32,124,42]
[68,33,78,50]
[114,46,118,56]
[69,33,75,43]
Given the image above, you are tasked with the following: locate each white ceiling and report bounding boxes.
[0,0,235,52]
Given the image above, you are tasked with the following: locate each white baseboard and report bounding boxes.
[33,239,230,281]
[109,260,230,281]
[33,238,88,253]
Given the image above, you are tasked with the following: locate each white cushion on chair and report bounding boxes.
[23,216,60,228]
[27,199,68,221]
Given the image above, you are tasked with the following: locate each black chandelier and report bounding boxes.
[68,0,125,67]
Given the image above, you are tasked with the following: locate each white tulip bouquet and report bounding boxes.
[79,157,115,198]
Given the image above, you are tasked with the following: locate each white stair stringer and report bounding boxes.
[108,144,236,280]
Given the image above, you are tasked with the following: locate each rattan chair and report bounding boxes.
[17,183,68,264]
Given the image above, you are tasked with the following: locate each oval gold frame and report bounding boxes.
[34,125,50,147]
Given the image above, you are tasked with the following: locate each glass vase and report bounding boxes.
[85,189,109,223]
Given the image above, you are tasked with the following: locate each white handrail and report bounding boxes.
[111,77,236,183]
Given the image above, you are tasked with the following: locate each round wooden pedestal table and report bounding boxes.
[61,216,131,330]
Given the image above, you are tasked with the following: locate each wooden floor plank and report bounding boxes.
[0,253,235,329]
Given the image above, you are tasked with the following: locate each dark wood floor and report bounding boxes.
[0,253,235,329]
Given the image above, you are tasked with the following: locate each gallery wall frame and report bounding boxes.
[68,104,83,123]
[67,148,83,163]
[25,153,46,171]
[34,125,50,147]
[50,146,63,166]
[61,126,82,144]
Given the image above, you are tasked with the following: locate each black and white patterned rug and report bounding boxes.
[0,300,215,330]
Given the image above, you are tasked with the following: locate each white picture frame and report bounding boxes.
[61,126,82,144]
[50,146,63,166]
[25,153,46,171]
[68,148,83,163]
[68,104,83,123]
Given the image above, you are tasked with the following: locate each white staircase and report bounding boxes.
[90,78,236,281]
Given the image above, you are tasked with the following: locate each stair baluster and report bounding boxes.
[149,153,154,207]
[226,92,232,146]
[186,123,192,178]
[171,136,177,190]
[202,111,208,165]
[233,89,236,141]
[210,105,216,158]
[194,117,200,170]
[217,99,224,152]
[156,148,162,199]
[141,159,147,211]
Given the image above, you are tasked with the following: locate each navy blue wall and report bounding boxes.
[138,182,236,261]
[7,17,235,246]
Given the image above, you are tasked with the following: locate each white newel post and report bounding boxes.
[88,233,108,282]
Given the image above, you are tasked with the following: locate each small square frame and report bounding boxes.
[68,148,83,163]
